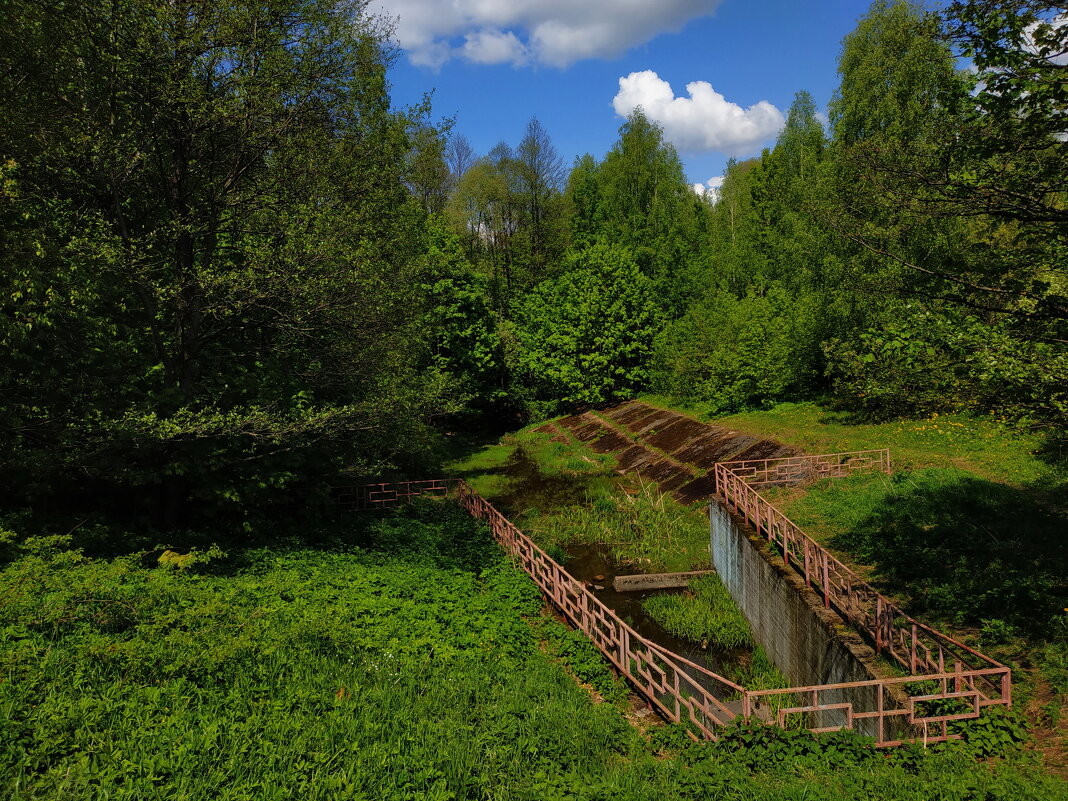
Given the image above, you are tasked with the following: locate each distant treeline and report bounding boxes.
[0,0,1064,530]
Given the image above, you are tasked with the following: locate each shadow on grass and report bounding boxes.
[830,471,1067,638]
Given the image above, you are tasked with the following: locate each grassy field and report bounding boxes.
[640,395,1064,491]
[2,501,1066,800]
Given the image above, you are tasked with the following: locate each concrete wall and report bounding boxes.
[709,502,897,738]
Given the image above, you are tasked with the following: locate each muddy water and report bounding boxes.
[561,541,744,684]
[490,448,592,514]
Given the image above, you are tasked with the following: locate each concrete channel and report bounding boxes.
[554,401,899,738]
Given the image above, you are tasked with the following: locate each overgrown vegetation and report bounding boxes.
[522,481,710,573]
[643,575,754,650]
[3,502,1065,800]
[3,0,1067,792]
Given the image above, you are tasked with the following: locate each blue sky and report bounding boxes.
[375,0,877,191]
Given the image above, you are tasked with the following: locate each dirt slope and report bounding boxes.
[549,401,798,504]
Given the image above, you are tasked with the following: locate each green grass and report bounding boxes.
[513,427,615,479]
[642,575,754,650]
[639,395,1063,490]
[762,468,1067,639]
[521,480,711,573]
[443,425,615,504]
[1,502,1065,799]
[441,439,517,499]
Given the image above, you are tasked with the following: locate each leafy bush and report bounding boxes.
[825,304,1068,432]
[954,707,1030,758]
[652,284,821,415]
[536,618,630,705]
[516,240,662,410]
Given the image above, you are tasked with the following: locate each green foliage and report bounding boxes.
[536,618,630,705]
[516,241,661,412]
[825,303,1068,429]
[420,219,506,412]
[642,575,754,650]
[652,285,821,415]
[729,646,788,692]
[831,0,959,147]
[954,707,1030,758]
[512,429,615,479]
[590,109,704,313]
[0,503,636,800]
[446,118,568,313]
[0,0,451,528]
[711,721,879,770]
[1,502,1064,798]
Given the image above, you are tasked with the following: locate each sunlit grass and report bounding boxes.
[639,395,1061,490]
[642,575,753,650]
[521,479,710,573]
[513,426,616,478]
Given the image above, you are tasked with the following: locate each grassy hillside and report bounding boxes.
[640,396,1063,491]
[636,396,1067,777]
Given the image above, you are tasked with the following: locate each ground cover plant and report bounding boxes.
[3,501,1066,800]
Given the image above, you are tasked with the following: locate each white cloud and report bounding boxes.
[462,29,529,66]
[1024,14,1068,66]
[692,175,724,201]
[369,0,724,68]
[613,70,784,155]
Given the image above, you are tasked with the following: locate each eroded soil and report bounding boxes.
[559,400,799,505]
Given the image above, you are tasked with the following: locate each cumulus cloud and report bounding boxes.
[613,70,784,155]
[462,29,529,65]
[692,175,724,201]
[369,0,724,68]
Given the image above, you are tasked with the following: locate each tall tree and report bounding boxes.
[406,120,451,215]
[514,117,567,282]
[822,0,1066,428]
[578,109,702,314]
[0,0,444,525]
[445,133,477,189]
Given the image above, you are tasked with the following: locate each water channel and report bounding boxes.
[489,445,748,687]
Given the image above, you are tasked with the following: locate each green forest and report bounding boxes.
[1,0,1066,798]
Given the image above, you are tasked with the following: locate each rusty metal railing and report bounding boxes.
[334,479,456,511]
[453,481,749,738]
[342,466,1011,746]
[713,451,1011,744]
[715,450,892,490]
